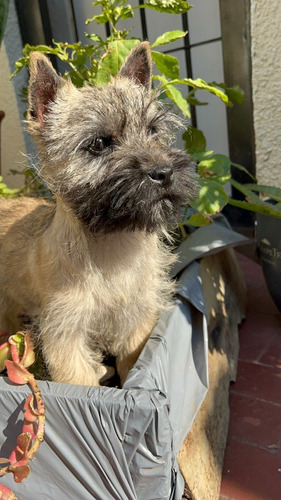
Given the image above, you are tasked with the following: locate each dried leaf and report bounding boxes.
[11,464,30,483]
[17,433,32,457]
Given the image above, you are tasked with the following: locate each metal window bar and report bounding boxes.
[181,11,197,128]
[69,0,79,43]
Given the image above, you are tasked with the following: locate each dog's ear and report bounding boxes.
[27,52,65,125]
[119,41,152,90]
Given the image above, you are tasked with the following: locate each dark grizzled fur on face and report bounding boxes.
[62,101,196,234]
[63,147,192,234]
[36,80,197,235]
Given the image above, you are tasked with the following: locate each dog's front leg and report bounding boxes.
[38,302,107,386]
[41,329,105,386]
[115,316,156,386]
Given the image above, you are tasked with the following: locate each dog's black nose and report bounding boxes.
[148,166,173,186]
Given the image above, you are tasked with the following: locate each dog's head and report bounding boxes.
[27,42,197,234]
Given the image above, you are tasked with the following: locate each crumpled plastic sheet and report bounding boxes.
[0,222,249,500]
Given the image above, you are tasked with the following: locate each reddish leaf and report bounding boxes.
[11,464,30,483]
[8,334,25,364]
[9,345,19,364]
[22,421,36,441]
[21,332,35,368]
[23,395,39,423]
[0,483,18,499]
[17,433,32,457]
[10,432,33,465]
[9,450,20,466]
[5,362,29,385]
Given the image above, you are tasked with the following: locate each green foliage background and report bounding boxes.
[4,0,281,222]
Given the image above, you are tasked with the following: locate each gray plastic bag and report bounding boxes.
[0,222,248,499]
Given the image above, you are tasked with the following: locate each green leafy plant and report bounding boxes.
[183,150,281,228]
[9,0,280,226]
[11,0,234,114]
[0,176,20,198]
[0,331,45,499]
[9,0,240,202]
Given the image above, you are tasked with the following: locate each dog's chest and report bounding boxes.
[81,234,160,337]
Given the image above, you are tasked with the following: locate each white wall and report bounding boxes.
[0,43,26,188]
[1,0,35,188]
[251,0,281,187]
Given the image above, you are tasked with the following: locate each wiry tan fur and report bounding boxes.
[0,42,196,385]
[0,197,174,385]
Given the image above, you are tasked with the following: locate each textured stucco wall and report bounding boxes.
[0,43,26,188]
[0,0,29,189]
[251,1,281,187]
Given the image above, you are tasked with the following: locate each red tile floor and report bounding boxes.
[219,252,281,500]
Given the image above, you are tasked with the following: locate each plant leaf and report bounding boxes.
[119,6,134,21]
[170,78,230,104]
[152,30,187,47]
[211,82,244,105]
[5,361,29,385]
[24,394,39,423]
[230,178,265,203]
[154,75,190,117]
[244,184,281,203]
[198,154,231,177]
[212,174,232,185]
[164,85,190,117]
[20,332,35,368]
[17,433,32,457]
[190,178,229,214]
[228,198,281,217]
[192,150,214,162]
[87,12,109,25]
[141,0,192,14]
[231,179,281,216]
[185,213,213,227]
[11,464,30,483]
[84,33,104,44]
[96,39,140,85]
[186,95,208,106]
[0,483,17,500]
[231,161,257,182]
[151,51,179,79]
[8,333,26,363]
[183,127,206,154]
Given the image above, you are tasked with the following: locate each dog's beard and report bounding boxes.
[61,150,197,235]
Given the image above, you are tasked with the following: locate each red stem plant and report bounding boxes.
[0,331,45,500]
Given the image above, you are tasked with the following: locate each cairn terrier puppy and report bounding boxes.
[0,42,197,385]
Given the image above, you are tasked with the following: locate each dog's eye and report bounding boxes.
[86,137,112,155]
